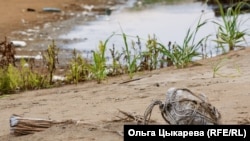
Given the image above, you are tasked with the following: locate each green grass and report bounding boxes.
[1,3,249,95]
[212,57,227,78]
[121,31,141,79]
[90,34,114,83]
[212,57,241,78]
[213,0,249,51]
[66,49,91,84]
[159,14,209,68]
[19,59,49,90]
[0,59,48,94]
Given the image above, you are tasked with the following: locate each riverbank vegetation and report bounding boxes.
[0,0,249,95]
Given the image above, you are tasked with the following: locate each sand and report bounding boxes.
[0,0,249,141]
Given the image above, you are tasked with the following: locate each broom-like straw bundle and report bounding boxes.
[10,114,74,136]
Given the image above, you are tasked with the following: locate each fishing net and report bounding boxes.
[143,87,221,125]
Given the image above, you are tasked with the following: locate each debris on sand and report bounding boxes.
[42,7,61,13]
[11,41,27,47]
[143,87,222,125]
[9,114,74,136]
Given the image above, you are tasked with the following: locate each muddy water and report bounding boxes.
[59,1,250,60]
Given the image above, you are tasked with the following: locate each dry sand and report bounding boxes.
[0,0,249,141]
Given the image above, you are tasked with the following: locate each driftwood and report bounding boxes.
[10,114,74,136]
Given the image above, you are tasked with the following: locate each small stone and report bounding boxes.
[154,83,160,87]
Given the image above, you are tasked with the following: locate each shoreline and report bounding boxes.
[1,0,127,52]
[0,0,130,69]
[1,46,250,138]
[0,1,250,140]
[3,0,250,81]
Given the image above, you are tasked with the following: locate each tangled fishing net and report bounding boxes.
[143,87,221,125]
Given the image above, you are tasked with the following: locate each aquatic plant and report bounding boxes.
[213,0,249,51]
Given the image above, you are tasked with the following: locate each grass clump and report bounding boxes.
[0,59,49,94]
[121,31,141,79]
[0,38,49,94]
[0,64,21,94]
[18,59,49,90]
[213,0,249,52]
[66,49,91,84]
[140,35,160,71]
[159,14,209,68]
[90,34,114,83]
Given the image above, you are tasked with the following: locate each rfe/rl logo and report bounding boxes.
[209,129,244,137]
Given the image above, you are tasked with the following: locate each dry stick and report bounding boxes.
[117,109,144,123]
[118,109,136,119]
[119,77,142,84]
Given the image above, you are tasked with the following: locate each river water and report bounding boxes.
[59,0,250,60]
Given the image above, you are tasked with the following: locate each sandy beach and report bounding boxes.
[0,0,249,141]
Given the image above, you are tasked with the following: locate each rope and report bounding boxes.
[143,88,221,125]
[143,100,164,125]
